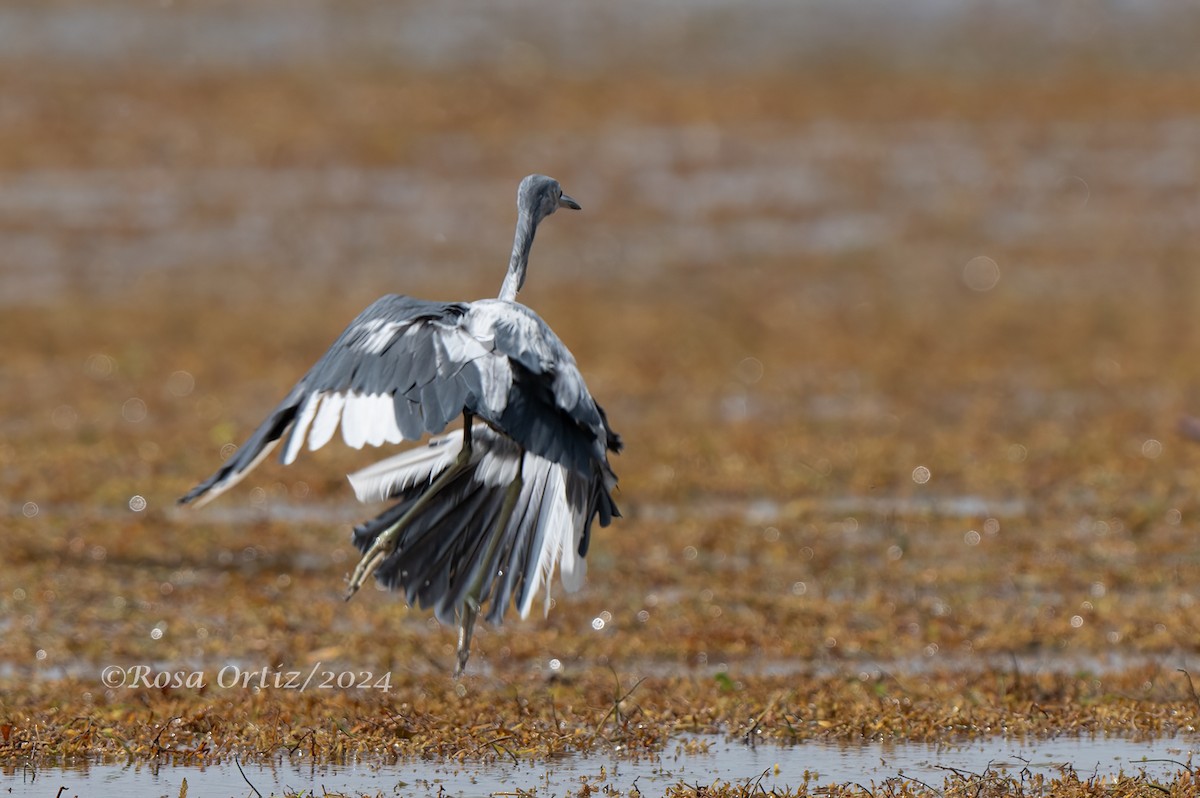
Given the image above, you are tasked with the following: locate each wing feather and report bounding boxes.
[282,391,321,465]
[308,392,345,451]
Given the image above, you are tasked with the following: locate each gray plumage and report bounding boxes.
[180,174,621,674]
[347,424,618,627]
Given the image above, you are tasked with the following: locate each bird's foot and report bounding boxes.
[345,451,474,602]
[345,526,400,601]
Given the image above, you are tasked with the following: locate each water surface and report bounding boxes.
[9,734,1199,798]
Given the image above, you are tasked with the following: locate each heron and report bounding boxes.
[180,174,621,674]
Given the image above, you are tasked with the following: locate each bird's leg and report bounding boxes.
[460,411,474,460]
[455,602,478,678]
[346,412,476,601]
[454,451,526,676]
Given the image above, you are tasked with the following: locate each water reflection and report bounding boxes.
[12,733,1198,797]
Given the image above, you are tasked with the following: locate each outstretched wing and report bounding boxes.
[179,295,492,506]
[347,424,620,625]
[180,294,622,508]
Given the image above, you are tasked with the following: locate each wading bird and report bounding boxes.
[180,175,621,674]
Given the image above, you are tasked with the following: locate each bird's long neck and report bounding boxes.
[498,210,538,302]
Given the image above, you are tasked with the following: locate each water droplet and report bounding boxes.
[887,545,903,561]
[735,356,764,385]
[21,501,39,518]
[1070,615,1084,628]
[912,466,931,484]
[591,617,606,631]
[219,443,238,461]
[636,610,650,623]
[129,495,147,512]
[85,354,116,379]
[122,398,148,423]
[151,627,164,640]
[683,545,698,561]
[1166,508,1182,525]
[548,658,562,672]
[964,530,981,546]
[167,370,195,397]
[35,649,47,661]
[1141,439,1163,459]
[962,256,1000,292]
[791,581,807,596]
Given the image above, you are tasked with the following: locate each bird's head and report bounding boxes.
[518,174,581,224]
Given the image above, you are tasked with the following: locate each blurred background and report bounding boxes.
[4,0,1200,683]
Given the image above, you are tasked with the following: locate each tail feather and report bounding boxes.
[349,425,617,629]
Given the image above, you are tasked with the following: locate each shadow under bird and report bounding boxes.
[179,175,622,674]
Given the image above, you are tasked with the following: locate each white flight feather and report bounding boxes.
[341,392,404,449]
[308,392,345,451]
[282,391,321,465]
[369,393,404,447]
[559,481,588,595]
[517,459,556,617]
[340,391,369,449]
[346,434,462,503]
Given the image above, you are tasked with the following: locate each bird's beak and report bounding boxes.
[559,193,581,211]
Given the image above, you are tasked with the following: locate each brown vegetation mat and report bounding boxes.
[4,59,1200,795]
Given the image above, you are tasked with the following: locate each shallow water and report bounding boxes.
[9,734,1198,798]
